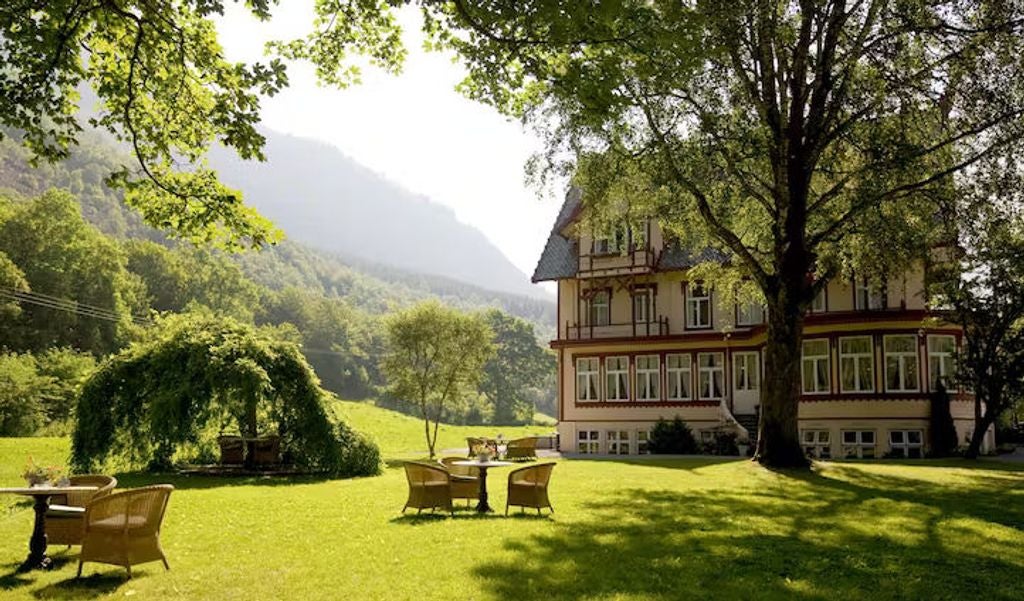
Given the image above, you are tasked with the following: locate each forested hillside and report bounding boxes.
[0,132,557,436]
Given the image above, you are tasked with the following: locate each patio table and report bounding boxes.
[0,485,98,572]
[452,460,514,513]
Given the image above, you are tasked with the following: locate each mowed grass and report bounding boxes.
[331,400,552,458]
[1,434,1023,599]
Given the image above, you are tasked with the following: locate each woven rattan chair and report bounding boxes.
[218,436,245,465]
[506,463,555,515]
[77,485,174,578]
[252,436,281,466]
[438,457,481,505]
[45,475,118,546]
[505,437,539,461]
[402,462,454,515]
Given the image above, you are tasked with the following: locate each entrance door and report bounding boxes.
[732,351,761,415]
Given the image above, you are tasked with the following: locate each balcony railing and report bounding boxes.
[578,247,657,277]
[565,317,670,340]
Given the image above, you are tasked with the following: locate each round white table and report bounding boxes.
[452,460,514,513]
[0,486,98,571]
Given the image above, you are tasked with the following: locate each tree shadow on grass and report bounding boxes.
[30,572,126,599]
[472,463,1024,600]
[110,471,339,491]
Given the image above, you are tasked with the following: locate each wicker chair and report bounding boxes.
[402,462,453,515]
[252,436,281,466]
[217,436,245,465]
[45,475,118,546]
[506,463,555,515]
[77,485,174,578]
[438,457,481,505]
[505,437,539,461]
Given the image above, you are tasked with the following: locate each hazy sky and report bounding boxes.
[214,4,561,285]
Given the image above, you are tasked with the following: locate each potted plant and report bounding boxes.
[22,457,65,487]
[472,442,494,462]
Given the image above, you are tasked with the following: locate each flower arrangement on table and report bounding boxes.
[471,442,495,462]
[22,457,68,487]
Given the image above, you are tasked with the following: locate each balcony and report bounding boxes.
[564,317,670,340]
[578,247,657,278]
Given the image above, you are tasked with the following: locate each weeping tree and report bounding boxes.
[72,313,380,477]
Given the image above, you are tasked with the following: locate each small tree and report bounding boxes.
[382,302,494,458]
[928,383,959,458]
[648,417,699,455]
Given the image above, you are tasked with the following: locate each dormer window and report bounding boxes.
[593,225,630,255]
[736,300,764,326]
[685,283,712,329]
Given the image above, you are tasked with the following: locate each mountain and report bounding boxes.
[207,130,548,300]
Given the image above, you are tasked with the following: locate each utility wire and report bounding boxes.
[0,287,152,325]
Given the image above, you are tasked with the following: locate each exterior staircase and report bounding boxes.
[734,412,760,448]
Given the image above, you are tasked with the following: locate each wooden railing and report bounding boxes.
[564,317,670,340]
[578,247,657,277]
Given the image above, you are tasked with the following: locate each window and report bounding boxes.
[928,335,956,389]
[698,353,725,400]
[633,288,653,323]
[839,336,874,393]
[841,430,876,458]
[666,354,692,400]
[578,430,600,454]
[686,283,712,329]
[889,430,924,458]
[576,358,600,402]
[802,430,832,459]
[607,430,631,455]
[736,301,764,326]
[802,339,831,394]
[733,352,759,391]
[810,288,827,313]
[588,290,610,326]
[885,335,920,392]
[636,430,651,455]
[605,356,630,401]
[854,278,886,310]
[593,225,629,255]
[636,355,660,401]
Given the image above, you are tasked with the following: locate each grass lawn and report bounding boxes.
[1,423,1023,599]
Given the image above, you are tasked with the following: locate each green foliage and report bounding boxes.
[33,348,97,426]
[0,190,143,355]
[72,313,381,477]
[480,309,552,425]
[0,353,51,436]
[648,417,699,455]
[382,301,495,457]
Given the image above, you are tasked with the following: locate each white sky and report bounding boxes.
[214,3,561,287]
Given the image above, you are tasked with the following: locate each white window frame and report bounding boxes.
[736,301,764,326]
[576,358,600,402]
[927,335,956,389]
[854,278,885,310]
[635,355,660,401]
[697,352,725,400]
[686,283,712,329]
[577,430,600,454]
[801,339,831,395]
[810,288,827,313]
[884,335,920,392]
[801,430,832,459]
[733,351,760,392]
[888,429,924,458]
[636,430,651,455]
[841,430,876,459]
[605,356,630,401]
[633,288,653,323]
[606,430,631,455]
[839,336,875,393]
[666,353,692,400]
[588,290,610,326]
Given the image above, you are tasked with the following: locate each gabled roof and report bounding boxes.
[531,188,582,283]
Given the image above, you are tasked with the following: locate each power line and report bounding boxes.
[0,287,152,325]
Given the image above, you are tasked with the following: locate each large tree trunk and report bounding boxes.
[756,287,810,468]
[965,394,997,459]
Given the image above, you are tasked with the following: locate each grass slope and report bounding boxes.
[332,400,552,459]
[1,438,1022,600]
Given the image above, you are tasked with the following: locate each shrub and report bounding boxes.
[0,352,50,436]
[702,430,740,456]
[648,417,699,454]
[929,383,960,457]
